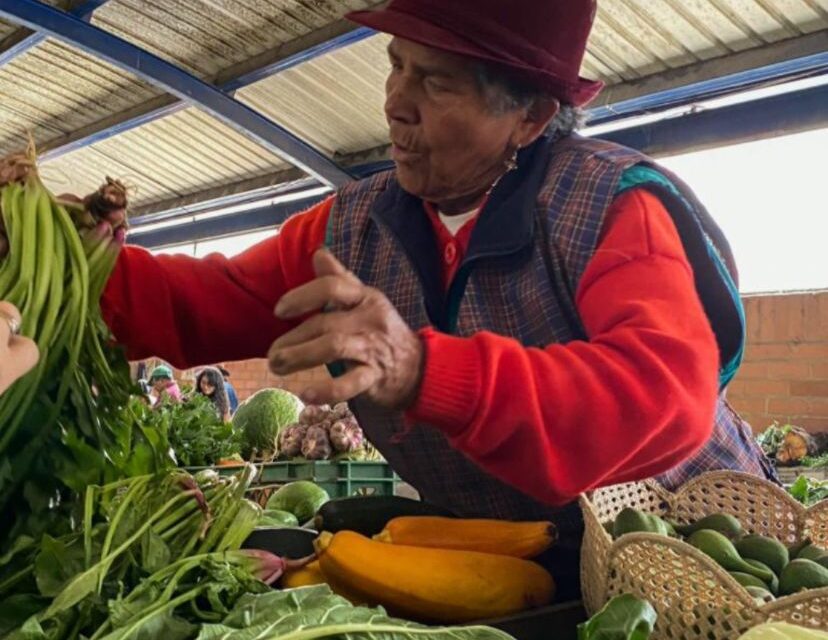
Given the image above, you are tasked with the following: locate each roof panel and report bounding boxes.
[40,106,290,211]
[0,38,161,155]
[235,33,389,156]
[91,0,378,77]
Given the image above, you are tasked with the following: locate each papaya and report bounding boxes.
[735,535,789,576]
[602,521,614,537]
[779,559,828,595]
[674,513,743,539]
[374,516,555,559]
[729,571,768,590]
[612,508,672,538]
[745,559,779,595]
[687,530,775,583]
[788,538,812,558]
[314,530,554,623]
[796,543,828,562]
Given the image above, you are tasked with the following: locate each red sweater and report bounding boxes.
[102,188,718,505]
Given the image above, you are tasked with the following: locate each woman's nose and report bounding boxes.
[385,75,418,125]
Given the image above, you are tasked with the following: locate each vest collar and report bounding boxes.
[370,135,554,262]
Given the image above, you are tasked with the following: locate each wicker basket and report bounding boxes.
[580,471,828,638]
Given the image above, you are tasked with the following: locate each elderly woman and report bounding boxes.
[7,0,775,596]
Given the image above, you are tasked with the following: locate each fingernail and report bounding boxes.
[274,301,286,318]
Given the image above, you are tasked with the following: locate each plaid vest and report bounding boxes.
[326,135,774,594]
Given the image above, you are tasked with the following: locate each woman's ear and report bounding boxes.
[512,98,560,148]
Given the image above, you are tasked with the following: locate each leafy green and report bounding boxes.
[788,475,828,506]
[196,585,515,640]
[801,452,828,469]
[756,422,792,458]
[154,394,241,467]
[577,595,657,640]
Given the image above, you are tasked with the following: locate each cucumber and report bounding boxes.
[314,496,456,536]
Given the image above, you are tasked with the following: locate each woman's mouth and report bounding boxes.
[391,141,422,163]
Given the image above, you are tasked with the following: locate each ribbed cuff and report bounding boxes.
[404,327,482,436]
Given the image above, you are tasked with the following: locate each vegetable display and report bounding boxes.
[757,423,828,468]
[279,402,378,462]
[0,153,172,543]
[160,394,241,467]
[232,388,304,459]
[605,507,828,600]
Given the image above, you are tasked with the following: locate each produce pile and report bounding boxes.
[757,423,828,468]
[788,475,828,506]
[604,508,828,601]
[231,388,378,463]
[268,494,558,623]
[0,153,172,542]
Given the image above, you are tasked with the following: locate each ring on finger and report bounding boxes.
[0,309,21,336]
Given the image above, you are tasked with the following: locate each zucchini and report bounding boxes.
[314,496,455,536]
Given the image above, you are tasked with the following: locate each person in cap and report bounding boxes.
[148,364,183,404]
[6,0,775,596]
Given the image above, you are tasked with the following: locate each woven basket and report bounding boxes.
[580,471,828,638]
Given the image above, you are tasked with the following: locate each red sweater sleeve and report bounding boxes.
[101,196,333,368]
[406,188,719,505]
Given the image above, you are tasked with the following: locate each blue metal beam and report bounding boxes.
[0,0,108,67]
[587,50,828,124]
[600,82,828,157]
[39,25,375,163]
[0,0,354,187]
[129,193,326,249]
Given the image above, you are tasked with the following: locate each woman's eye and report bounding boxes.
[426,78,449,93]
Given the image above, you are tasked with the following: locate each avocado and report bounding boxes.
[735,535,789,576]
[779,558,828,595]
[729,571,768,590]
[687,529,774,583]
[796,543,828,563]
[613,508,672,538]
[675,513,743,539]
[744,558,779,595]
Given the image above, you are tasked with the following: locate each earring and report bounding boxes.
[504,147,519,172]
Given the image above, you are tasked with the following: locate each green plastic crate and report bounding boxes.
[189,460,399,498]
[258,460,398,498]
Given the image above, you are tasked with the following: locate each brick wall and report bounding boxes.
[151,291,828,434]
[727,290,828,433]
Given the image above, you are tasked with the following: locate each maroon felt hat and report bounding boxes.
[347,0,604,106]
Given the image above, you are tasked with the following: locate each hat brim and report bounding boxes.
[346,8,603,106]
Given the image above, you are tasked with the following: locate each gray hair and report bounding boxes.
[473,62,585,138]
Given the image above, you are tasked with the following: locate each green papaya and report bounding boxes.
[816,555,828,570]
[779,558,828,595]
[675,513,743,539]
[602,521,614,536]
[745,559,779,595]
[735,535,789,576]
[744,585,774,604]
[612,508,672,538]
[797,543,828,562]
[729,571,768,590]
[687,529,775,584]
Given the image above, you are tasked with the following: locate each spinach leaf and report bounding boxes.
[577,594,657,640]
[197,585,515,640]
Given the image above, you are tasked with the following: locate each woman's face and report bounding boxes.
[199,377,216,395]
[384,38,544,210]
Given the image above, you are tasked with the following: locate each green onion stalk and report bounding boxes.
[0,147,170,544]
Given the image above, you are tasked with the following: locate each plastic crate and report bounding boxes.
[189,460,399,498]
[775,465,828,485]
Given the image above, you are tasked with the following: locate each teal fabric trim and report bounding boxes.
[617,165,745,388]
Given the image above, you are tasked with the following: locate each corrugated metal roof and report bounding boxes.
[42,106,289,207]
[0,0,824,215]
[235,33,390,158]
[91,0,378,76]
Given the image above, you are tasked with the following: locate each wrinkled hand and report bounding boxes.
[0,191,128,259]
[0,301,39,394]
[268,249,424,408]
